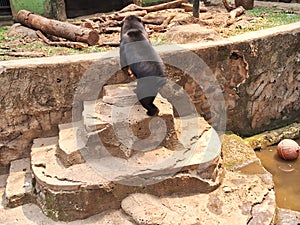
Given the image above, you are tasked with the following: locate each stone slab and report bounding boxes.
[57,122,86,167]
[5,158,34,208]
[276,208,300,225]
[121,170,275,225]
[83,87,178,158]
[121,193,180,225]
[102,82,139,107]
[30,130,221,221]
[82,100,109,133]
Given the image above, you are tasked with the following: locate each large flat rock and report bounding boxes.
[30,124,221,221]
[121,170,275,225]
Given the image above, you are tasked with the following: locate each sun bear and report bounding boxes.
[120,15,166,116]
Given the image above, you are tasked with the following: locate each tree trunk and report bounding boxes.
[51,0,67,21]
[193,0,200,17]
[16,10,99,46]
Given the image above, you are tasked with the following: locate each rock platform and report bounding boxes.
[0,133,278,224]
[4,82,222,221]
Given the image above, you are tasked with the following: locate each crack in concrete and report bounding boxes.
[246,190,271,225]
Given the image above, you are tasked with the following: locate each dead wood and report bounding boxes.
[229,6,245,19]
[102,27,121,34]
[100,42,120,47]
[199,13,213,20]
[0,46,10,50]
[79,19,99,29]
[98,20,122,28]
[181,3,193,11]
[111,10,148,21]
[17,10,99,45]
[182,3,207,12]
[0,51,45,57]
[225,6,245,26]
[151,14,176,32]
[120,4,143,12]
[222,0,235,12]
[142,15,166,25]
[36,30,88,49]
[142,0,188,12]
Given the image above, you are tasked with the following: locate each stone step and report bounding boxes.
[57,82,179,166]
[4,158,34,208]
[30,120,221,221]
[57,122,86,167]
[82,86,178,159]
[29,81,222,221]
[102,82,138,107]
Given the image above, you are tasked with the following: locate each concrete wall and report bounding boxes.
[0,22,299,169]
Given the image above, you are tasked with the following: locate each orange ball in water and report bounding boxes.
[277,139,300,160]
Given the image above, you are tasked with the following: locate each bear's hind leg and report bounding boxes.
[139,97,159,116]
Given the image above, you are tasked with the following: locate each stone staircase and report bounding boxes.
[3,81,222,221]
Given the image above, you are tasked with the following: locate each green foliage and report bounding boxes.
[246,7,300,28]
[226,7,300,36]
[0,26,14,42]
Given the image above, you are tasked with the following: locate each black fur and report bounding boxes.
[120,15,166,116]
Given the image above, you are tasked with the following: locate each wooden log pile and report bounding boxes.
[14,0,245,49]
[17,10,99,46]
[73,0,193,44]
[15,0,193,48]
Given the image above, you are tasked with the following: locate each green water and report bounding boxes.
[255,139,300,211]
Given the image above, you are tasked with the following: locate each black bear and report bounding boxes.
[120,15,166,116]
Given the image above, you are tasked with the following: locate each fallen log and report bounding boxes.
[98,20,122,28]
[142,15,166,25]
[101,42,120,47]
[143,0,188,12]
[226,6,245,26]
[36,30,88,49]
[120,4,143,12]
[151,14,176,32]
[16,10,99,45]
[111,10,148,21]
[103,27,121,34]
[222,0,235,12]
[229,6,245,19]
[0,51,45,57]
